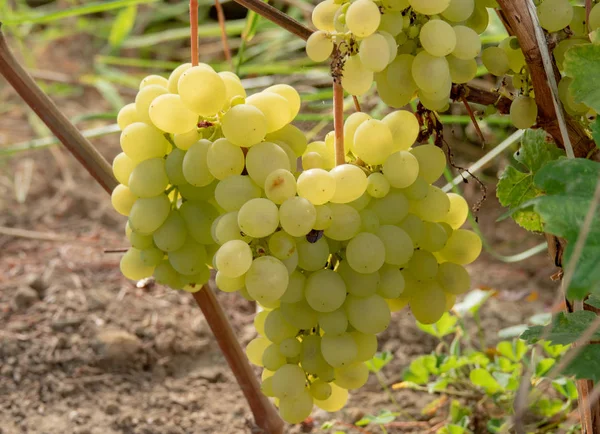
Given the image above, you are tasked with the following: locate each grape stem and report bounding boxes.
[587,0,593,25]
[232,0,313,40]
[460,96,485,145]
[214,0,233,70]
[352,95,362,112]
[0,25,284,434]
[332,46,345,167]
[190,0,199,66]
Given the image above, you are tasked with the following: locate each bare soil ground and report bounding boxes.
[0,35,562,434]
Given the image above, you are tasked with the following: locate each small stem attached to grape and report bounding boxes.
[332,45,345,167]
[190,0,199,66]
[214,0,233,70]
[352,95,361,112]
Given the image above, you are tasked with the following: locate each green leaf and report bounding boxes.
[529,159,600,298]
[553,378,579,400]
[592,118,600,150]
[521,311,600,345]
[543,341,570,358]
[496,130,565,231]
[109,5,137,48]
[496,340,527,362]
[535,358,556,377]
[449,400,472,424]
[588,294,600,309]
[366,352,393,373]
[486,418,506,433]
[563,344,600,382]
[470,368,504,394]
[534,398,566,417]
[564,43,600,113]
[498,324,528,339]
[417,313,458,338]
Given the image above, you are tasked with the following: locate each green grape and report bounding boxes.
[344,112,371,155]
[282,251,299,275]
[206,138,245,180]
[166,63,192,93]
[382,151,419,189]
[537,0,573,32]
[420,222,448,252]
[181,266,211,289]
[314,204,333,230]
[281,299,319,329]
[314,383,349,412]
[246,256,290,303]
[264,309,299,344]
[412,51,451,94]
[237,198,279,238]
[554,39,587,72]
[410,281,446,324]
[321,333,358,368]
[380,31,398,62]
[300,335,332,376]
[268,231,297,261]
[297,237,329,271]
[148,94,198,134]
[153,211,187,252]
[279,197,317,237]
[164,148,187,186]
[279,338,302,358]
[452,26,481,59]
[382,110,420,152]
[442,0,474,22]
[173,128,201,151]
[178,181,216,202]
[264,84,301,123]
[246,141,291,187]
[353,119,394,165]
[215,271,245,293]
[135,84,168,125]
[401,176,428,201]
[261,377,275,397]
[334,362,369,389]
[437,262,471,294]
[377,264,405,298]
[590,3,600,31]
[178,66,226,116]
[306,30,334,62]
[265,124,308,157]
[380,11,405,36]
[120,122,168,163]
[219,71,246,106]
[179,200,219,244]
[438,229,482,265]
[263,344,287,371]
[279,389,314,424]
[463,1,489,33]
[305,140,335,169]
[377,71,409,107]
[117,103,140,131]
[128,194,171,234]
[111,184,137,216]
[302,153,324,170]
[360,209,381,234]
[447,56,478,84]
[140,247,164,267]
[120,248,155,280]
[367,173,390,198]
[559,77,588,116]
[409,0,450,14]
[312,0,340,31]
[377,225,414,265]
[386,296,409,312]
[168,238,207,275]
[319,309,349,335]
[214,175,261,212]
[510,96,538,129]
[406,249,439,281]
[212,212,251,245]
[352,331,378,362]
[337,260,379,297]
[310,380,332,400]
[346,232,385,274]
[128,158,168,198]
[297,169,336,205]
[254,310,269,336]
[182,139,214,187]
[221,104,267,147]
[324,203,361,240]
[382,0,409,11]
[215,240,252,278]
[481,47,510,76]
[499,36,526,73]
[398,213,425,246]
[412,185,451,222]
[346,0,381,37]
[410,144,446,183]
[348,192,372,212]
[345,294,391,334]
[305,269,347,312]
[359,33,391,72]
[329,164,368,204]
[420,19,456,57]
[246,92,290,133]
[445,193,469,229]
[246,336,271,366]
[370,191,409,224]
[130,231,153,250]
[341,55,373,96]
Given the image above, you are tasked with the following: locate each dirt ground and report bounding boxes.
[0,36,563,434]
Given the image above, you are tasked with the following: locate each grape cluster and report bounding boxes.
[307,0,493,111]
[110,63,482,424]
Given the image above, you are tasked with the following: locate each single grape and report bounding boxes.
[346,0,381,37]
[215,240,253,278]
[246,92,291,133]
[334,362,369,389]
[238,198,279,238]
[312,0,340,31]
[411,51,451,94]
[337,260,380,297]
[353,119,394,165]
[377,265,405,299]
[319,309,349,335]
[306,30,334,62]
[153,210,187,252]
[117,103,140,131]
[149,94,198,134]
[111,184,137,216]
[481,47,510,76]
[377,224,414,265]
[221,104,268,147]
[120,122,168,163]
[537,0,573,32]
[420,19,456,57]
[179,200,220,244]
[359,33,391,72]
[246,141,291,187]
[246,256,290,303]
[128,194,171,234]
[452,25,481,59]
[346,232,386,274]
[329,164,368,204]
[182,139,214,187]
[297,168,336,205]
[178,66,226,116]
[264,169,297,205]
[370,191,409,224]
[510,96,538,129]
[442,0,474,22]
[206,138,245,180]
[214,175,262,212]
[408,0,450,15]
[128,158,169,198]
[305,269,347,312]
[410,145,446,183]
[341,55,373,96]
[279,196,317,237]
[297,237,329,271]
[410,281,447,324]
[324,203,361,240]
[344,112,371,155]
[382,109,419,152]
[437,262,471,294]
[345,294,391,334]
[438,229,482,265]
[120,248,155,280]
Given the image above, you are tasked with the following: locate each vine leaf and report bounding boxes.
[592,117,600,150]
[564,43,600,114]
[563,345,600,383]
[496,130,565,232]
[520,310,600,345]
